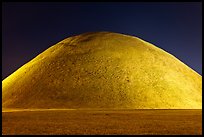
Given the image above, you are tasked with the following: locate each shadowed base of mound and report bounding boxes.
[2,86,202,110]
[2,109,202,135]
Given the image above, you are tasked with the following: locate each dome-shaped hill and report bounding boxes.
[2,32,202,109]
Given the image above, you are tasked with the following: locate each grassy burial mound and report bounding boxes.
[2,32,202,109]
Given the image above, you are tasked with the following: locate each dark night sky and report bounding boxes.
[2,2,202,80]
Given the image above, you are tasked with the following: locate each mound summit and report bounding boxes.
[2,32,202,109]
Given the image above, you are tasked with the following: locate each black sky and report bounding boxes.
[2,2,202,79]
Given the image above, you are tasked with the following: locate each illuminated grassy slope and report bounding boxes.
[2,32,202,109]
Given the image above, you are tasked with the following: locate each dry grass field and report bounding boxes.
[2,109,202,135]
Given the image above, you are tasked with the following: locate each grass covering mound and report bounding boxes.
[2,32,202,109]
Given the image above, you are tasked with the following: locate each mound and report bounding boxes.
[2,32,202,109]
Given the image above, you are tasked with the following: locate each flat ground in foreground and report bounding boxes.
[2,109,202,135]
